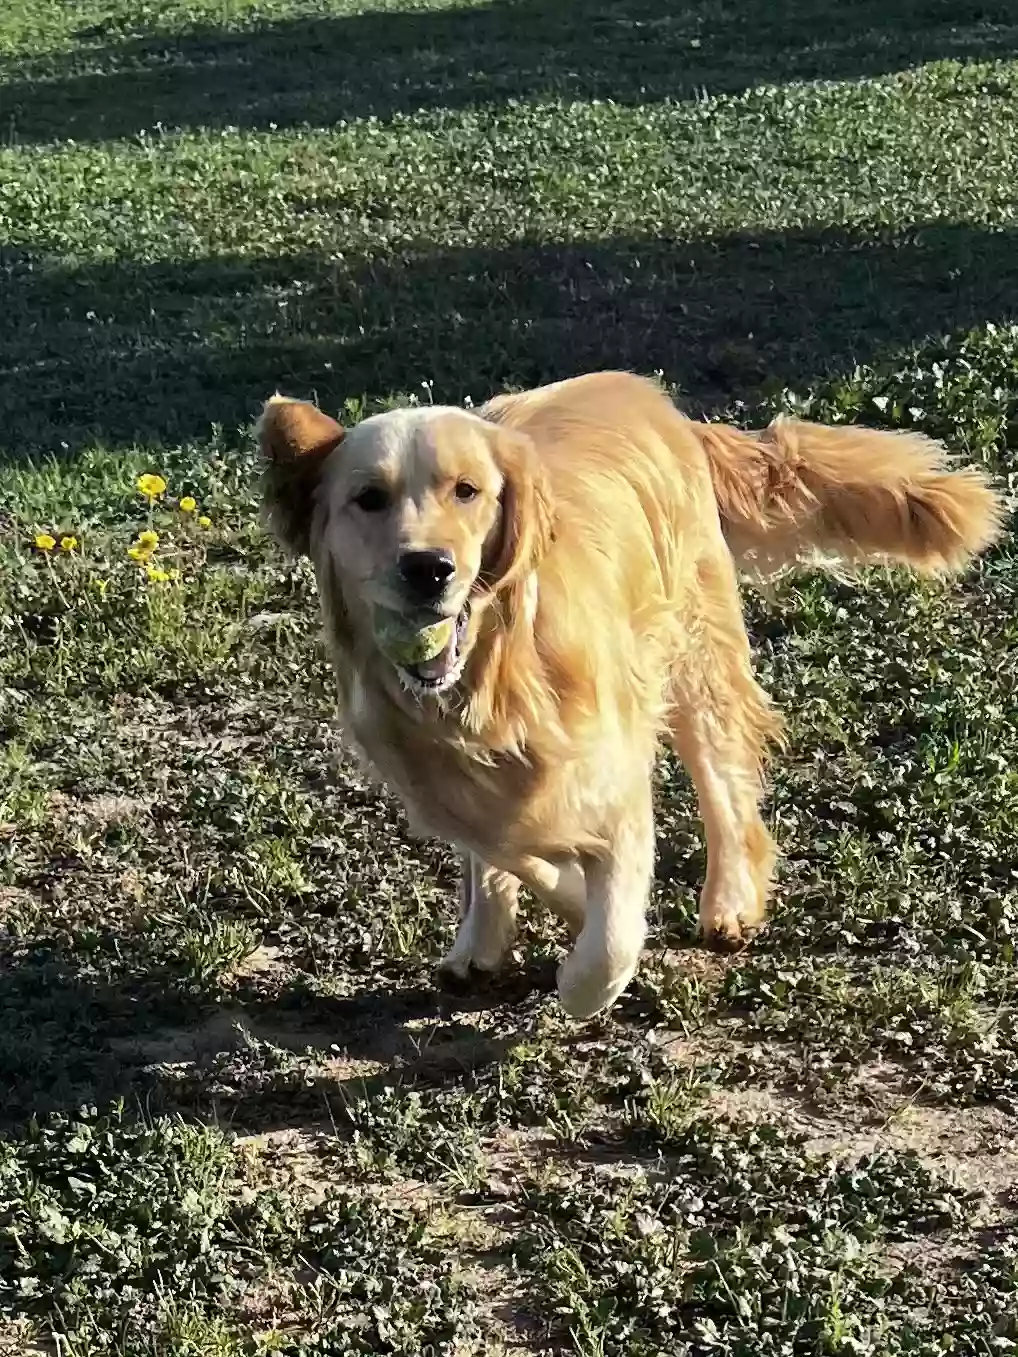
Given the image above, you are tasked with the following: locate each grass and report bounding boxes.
[1,0,1017,1351]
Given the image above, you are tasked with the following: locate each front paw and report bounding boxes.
[556,930,643,1021]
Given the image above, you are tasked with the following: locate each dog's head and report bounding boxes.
[259,396,552,698]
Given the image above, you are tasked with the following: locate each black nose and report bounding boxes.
[398,549,456,601]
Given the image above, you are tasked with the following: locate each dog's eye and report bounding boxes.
[454,481,479,503]
[352,485,390,513]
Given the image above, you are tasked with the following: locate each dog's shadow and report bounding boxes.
[0,844,744,1143]
[0,938,565,1135]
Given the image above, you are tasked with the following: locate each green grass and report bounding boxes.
[1,0,1017,1352]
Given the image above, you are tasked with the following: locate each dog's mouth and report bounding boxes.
[397,604,471,696]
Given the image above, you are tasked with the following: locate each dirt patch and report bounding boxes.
[78,792,153,824]
[709,1068,1015,1195]
[238,1125,345,1200]
[109,1007,379,1072]
[232,943,288,979]
[0,885,39,914]
[703,1066,1018,1263]
[425,1174,556,1357]
[109,1009,265,1064]
[233,1118,557,1352]
[0,1321,52,1356]
[45,786,153,820]
[659,1032,1018,1211]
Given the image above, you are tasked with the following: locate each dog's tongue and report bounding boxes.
[412,630,458,681]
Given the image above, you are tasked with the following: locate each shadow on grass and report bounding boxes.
[0,935,557,1131]
[2,0,1015,143]
[4,221,1018,460]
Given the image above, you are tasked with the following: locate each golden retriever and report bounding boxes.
[258,371,1004,1019]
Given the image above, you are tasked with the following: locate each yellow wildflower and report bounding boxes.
[60,535,78,552]
[136,473,167,500]
[179,496,197,513]
[127,544,153,563]
[137,529,159,550]
[198,515,212,529]
[146,566,178,584]
[34,533,56,552]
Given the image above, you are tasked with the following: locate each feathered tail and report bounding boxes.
[694,415,1006,575]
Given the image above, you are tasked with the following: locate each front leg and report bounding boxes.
[513,853,587,938]
[555,788,653,1021]
[438,853,520,981]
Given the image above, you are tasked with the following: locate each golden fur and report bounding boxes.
[259,371,1004,1019]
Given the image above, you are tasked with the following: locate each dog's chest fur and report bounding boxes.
[344,670,619,863]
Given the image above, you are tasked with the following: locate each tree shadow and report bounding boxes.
[2,0,1015,144]
[4,221,1018,460]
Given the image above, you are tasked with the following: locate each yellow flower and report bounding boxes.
[137,529,159,549]
[60,535,78,552]
[127,544,153,563]
[146,566,178,584]
[198,515,212,529]
[34,533,56,552]
[92,579,109,598]
[179,496,197,513]
[136,473,167,500]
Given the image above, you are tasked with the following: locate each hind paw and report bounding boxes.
[698,896,765,951]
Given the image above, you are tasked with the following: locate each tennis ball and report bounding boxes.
[373,607,455,666]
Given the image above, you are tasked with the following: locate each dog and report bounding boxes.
[258,370,1004,1020]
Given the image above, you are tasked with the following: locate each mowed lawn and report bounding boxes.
[1,1,1018,1352]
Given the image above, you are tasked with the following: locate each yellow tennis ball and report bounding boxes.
[374,608,454,666]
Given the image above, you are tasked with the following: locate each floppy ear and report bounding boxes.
[464,427,555,753]
[258,395,345,556]
[479,428,554,599]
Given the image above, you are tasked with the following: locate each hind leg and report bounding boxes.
[672,709,777,946]
[438,853,520,980]
[670,563,782,947]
